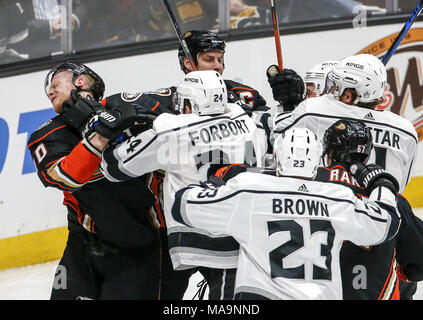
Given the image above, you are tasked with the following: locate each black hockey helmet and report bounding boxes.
[44,61,105,101]
[178,30,226,72]
[322,119,373,165]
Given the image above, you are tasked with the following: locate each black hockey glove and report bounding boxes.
[82,103,144,141]
[121,95,171,136]
[266,65,306,111]
[61,90,103,132]
[349,162,399,194]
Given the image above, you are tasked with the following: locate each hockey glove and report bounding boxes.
[62,90,103,132]
[267,65,306,111]
[349,162,399,194]
[82,103,143,141]
[117,95,172,136]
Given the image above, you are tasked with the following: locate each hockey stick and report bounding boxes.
[381,0,423,65]
[163,0,197,71]
[270,0,283,70]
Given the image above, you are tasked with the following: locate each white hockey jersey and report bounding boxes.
[273,95,418,193]
[172,172,400,300]
[101,103,267,270]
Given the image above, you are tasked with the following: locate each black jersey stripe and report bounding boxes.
[186,188,356,206]
[234,292,270,300]
[354,209,387,223]
[102,145,137,181]
[274,112,418,143]
[121,133,158,165]
[167,231,239,252]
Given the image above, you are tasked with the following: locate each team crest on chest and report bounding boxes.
[148,88,172,96]
[121,92,142,101]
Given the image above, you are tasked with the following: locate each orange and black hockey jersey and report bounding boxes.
[27,114,158,248]
[316,165,423,300]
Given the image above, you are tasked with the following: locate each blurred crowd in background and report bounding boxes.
[0,0,418,65]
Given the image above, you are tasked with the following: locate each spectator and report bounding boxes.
[0,0,80,63]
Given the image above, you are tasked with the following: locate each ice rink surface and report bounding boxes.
[1,208,422,300]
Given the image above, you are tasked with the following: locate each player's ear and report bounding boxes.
[74,75,85,89]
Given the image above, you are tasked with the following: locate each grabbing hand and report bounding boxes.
[83,103,144,141]
[349,162,399,194]
[61,90,103,134]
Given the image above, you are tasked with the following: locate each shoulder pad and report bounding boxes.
[28,115,67,146]
[153,113,177,132]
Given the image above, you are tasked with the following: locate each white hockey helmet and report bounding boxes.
[274,128,322,179]
[304,60,338,96]
[175,70,227,115]
[327,54,387,104]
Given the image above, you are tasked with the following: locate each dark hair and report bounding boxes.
[178,30,225,73]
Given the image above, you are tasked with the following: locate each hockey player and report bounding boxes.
[317,119,423,300]
[99,70,267,299]
[273,53,418,193]
[178,30,267,110]
[28,62,161,299]
[171,127,401,300]
[304,60,338,99]
[100,30,291,299]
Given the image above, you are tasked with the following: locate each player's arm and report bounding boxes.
[100,126,165,182]
[349,185,400,246]
[171,176,245,236]
[27,124,103,191]
[347,163,401,246]
[395,194,423,282]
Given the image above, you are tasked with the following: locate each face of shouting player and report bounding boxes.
[47,71,92,114]
[184,50,224,75]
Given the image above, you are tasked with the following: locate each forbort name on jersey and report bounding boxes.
[272,198,329,217]
[188,119,250,146]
